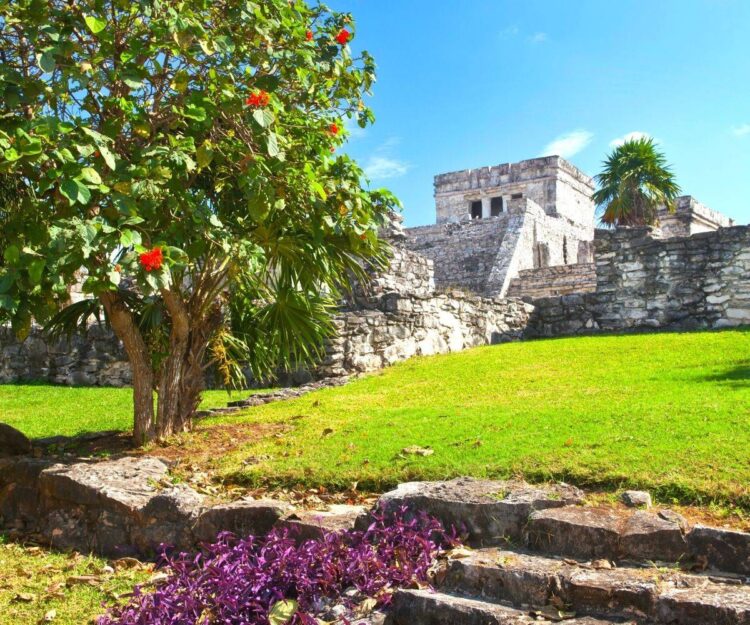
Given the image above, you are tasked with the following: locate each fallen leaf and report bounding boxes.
[13,592,36,603]
[355,597,378,616]
[401,445,434,457]
[564,437,574,447]
[39,609,56,623]
[268,599,298,625]
[66,575,102,587]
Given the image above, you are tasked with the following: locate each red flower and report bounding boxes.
[245,90,270,108]
[306,30,313,41]
[336,29,350,45]
[139,247,163,272]
[329,122,339,135]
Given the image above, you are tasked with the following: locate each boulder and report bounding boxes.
[620,511,688,562]
[279,504,368,543]
[620,490,652,508]
[688,524,750,575]
[194,498,293,542]
[0,423,32,456]
[377,477,584,547]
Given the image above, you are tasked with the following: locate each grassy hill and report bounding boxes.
[3,329,750,509]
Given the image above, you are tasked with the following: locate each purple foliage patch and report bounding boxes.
[98,509,450,625]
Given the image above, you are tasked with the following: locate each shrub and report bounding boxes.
[98,510,450,625]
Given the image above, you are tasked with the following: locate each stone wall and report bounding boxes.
[317,291,533,378]
[0,324,131,386]
[526,225,750,337]
[507,263,596,299]
[658,196,735,238]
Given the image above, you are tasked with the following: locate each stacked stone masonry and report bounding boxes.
[507,263,596,299]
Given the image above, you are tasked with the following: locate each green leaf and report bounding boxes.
[99,145,116,170]
[84,15,107,34]
[36,51,55,73]
[28,258,45,285]
[60,179,91,205]
[0,294,19,313]
[3,245,20,265]
[268,600,298,625]
[183,104,206,121]
[253,109,274,128]
[80,167,102,185]
[107,270,121,286]
[267,133,280,157]
[0,271,14,294]
[196,142,214,168]
[120,229,142,247]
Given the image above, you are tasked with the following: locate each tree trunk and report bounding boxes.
[100,292,155,444]
[155,290,222,439]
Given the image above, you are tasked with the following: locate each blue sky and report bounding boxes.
[330,0,750,226]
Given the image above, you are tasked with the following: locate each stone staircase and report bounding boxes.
[376,478,750,625]
[507,263,596,299]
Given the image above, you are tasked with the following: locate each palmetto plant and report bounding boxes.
[593,137,681,227]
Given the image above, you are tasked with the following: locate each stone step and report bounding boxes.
[377,477,584,547]
[527,505,750,575]
[388,589,638,625]
[440,547,750,625]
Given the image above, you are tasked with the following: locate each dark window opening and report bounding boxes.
[490,196,504,216]
[563,236,569,264]
[511,193,523,200]
[470,200,482,219]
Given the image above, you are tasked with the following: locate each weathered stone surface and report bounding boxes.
[527,507,625,560]
[194,498,292,542]
[0,423,32,456]
[620,511,688,562]
[279,504,368,543]
[655,584,750,625]
[39,456,171,514]
[441,547,750,625]
[378,477,583,547]
[389,589,628,625]
[688,524,750,575]
[620,490,652,509]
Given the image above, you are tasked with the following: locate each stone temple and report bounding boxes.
[402,155,733,299]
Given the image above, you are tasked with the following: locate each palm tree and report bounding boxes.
[593,137,681,227]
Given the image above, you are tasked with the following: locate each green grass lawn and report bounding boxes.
[203,329,750,508]
[0,536,149,625]
[0,386,238,439]
[3,329,750,509]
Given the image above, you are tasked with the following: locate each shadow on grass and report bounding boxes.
[698,364,750,389]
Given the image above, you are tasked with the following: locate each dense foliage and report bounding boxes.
[594,137,680,226]
[98,510,449,625]
[0,0,398,442]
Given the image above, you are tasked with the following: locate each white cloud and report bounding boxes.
[731,123,750,137]
[364,156,409,180]
[529,32,548,44]
[609,130,652,148]
[541,130,593,159]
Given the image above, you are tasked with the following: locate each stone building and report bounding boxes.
[403,155,734,299]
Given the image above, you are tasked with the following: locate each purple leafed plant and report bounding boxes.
[98,509,451,625]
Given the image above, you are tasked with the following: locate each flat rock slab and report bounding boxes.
[620,511,687,562]
[389,589,630,625]
[441,547,750,625]
[378,477,584,546]
[194,498,293,542]
[279,504,368,543]
[0,423,32,456]
[688,524,750,575]
[528,506,625,560]
[39,456,173,516]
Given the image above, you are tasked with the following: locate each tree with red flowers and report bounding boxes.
[0,0,396,443]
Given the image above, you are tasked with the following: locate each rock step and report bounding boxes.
[378,478,750,577]
[528,505,750,575]
[388,589,638,624]
[441,547,750,625]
